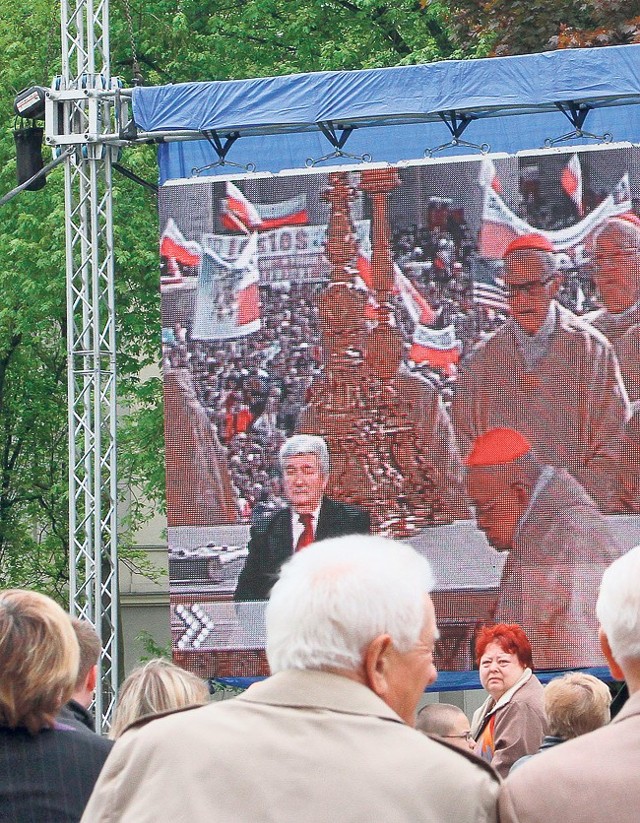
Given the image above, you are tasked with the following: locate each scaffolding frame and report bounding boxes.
[53,0,119,732]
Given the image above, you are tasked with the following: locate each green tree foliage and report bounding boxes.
[109,0,461,85]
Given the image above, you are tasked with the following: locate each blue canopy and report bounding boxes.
[132,44,640,184]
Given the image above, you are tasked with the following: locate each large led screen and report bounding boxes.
[159,146,640,681]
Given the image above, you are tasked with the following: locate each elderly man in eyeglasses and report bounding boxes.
[451,233,630,512]
[586,215,640,511]
[465,427,622,669]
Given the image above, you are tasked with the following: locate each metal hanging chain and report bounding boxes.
[122,0,144,86]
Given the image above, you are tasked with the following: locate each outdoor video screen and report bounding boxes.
[159,145,640,681]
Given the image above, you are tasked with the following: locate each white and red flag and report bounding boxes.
[221,182,309,232]
[409,321,461,376]
[222,182,263,232]
[160,218,202,267]
[561,154,584,216]
[478,173,632,260]
[192,233,261,340]
[395,270,436,325]
[354,251,435,325]
[252,193,308,230]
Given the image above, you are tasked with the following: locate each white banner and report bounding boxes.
[202,221,371,283]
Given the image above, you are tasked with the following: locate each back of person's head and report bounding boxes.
[544,673,611,739]
[597,544,640,663]
[71,618,101,691]
[475,623,534,669]
[266,534,435,673]
[0,589,79,734]
[109,658,210,739]
[415,703,469,737]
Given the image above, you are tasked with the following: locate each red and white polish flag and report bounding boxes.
[160,218,202,267]
[478,156,503,194]
[221,182,309,232]
[222,182,263,232]
[561,153,584,216]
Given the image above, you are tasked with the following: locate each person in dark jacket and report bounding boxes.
[0,589,112,823]
[57,618,102,733]
[234,434,370,601]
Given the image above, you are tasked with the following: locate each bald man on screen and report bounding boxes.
[451,233,630,512]
[466,428,622,669]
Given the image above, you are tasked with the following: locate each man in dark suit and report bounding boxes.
[57,618,101,733]
[234,434,370,601]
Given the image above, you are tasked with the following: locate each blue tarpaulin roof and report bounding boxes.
[132,44,640,183]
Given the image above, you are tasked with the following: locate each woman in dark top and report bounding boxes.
[0,589,112,822]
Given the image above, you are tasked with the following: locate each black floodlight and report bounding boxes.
[13,86,47,120]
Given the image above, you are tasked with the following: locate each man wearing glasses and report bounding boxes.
[416,703,476,752]
[588,215,640,511]
[451,233,629,512]
[465,427,621,669]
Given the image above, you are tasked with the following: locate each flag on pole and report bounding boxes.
[395,270,436,325]
[160,218,202,267]
[561,154,584,216]
[477,187,526,258]
[192,233,261,340]
[478,156,503,194]
[222,182,262,232]
[354,251,436,325]
[252,193,309,230]
[221,182,309,232]
[409,322,461,376]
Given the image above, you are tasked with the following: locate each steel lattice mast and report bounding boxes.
[47,0,120,731]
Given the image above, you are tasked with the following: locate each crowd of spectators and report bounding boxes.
[162,191,610,524]
[3,537,639,822]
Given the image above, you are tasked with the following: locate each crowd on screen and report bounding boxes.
[161,191,624,523]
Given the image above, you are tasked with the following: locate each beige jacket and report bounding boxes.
[82,670,500,823]
[471,670,546,778]
[499,689,640,823]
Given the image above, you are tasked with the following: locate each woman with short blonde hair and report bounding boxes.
[109,658,210,739]
[0,589,113,822]
[0,589,79,734]
[544,672,611,739]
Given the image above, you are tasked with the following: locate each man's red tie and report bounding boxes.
[295,513,314,551]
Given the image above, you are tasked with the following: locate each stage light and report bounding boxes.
[12,87,49,192]
[13,125,46,191]
[14,86,47,120]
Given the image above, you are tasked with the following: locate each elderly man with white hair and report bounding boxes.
[82,535,499,823]
[500,544,640,823]
[234,434,370,601]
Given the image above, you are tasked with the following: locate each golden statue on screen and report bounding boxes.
[297,170,470,535]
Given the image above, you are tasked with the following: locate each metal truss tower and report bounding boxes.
[46,0,120,731]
